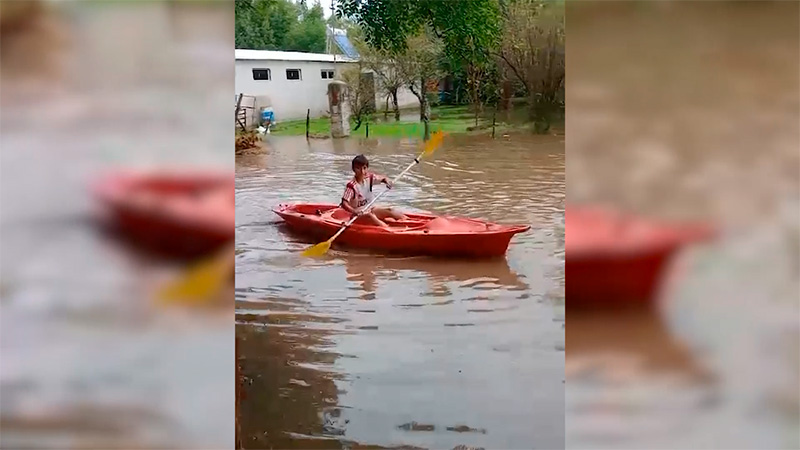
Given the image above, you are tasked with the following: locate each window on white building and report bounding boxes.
[286,69,302,80]
[252,68,271,80]
[321,69,335,79]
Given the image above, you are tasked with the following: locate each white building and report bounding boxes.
[235,48,419,123]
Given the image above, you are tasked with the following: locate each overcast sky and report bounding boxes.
[316,0,334,18]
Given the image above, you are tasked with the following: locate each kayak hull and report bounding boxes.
[567,249,676,310]
[566,206,715,310]
[273,203,530,258]
[92,170,234,259]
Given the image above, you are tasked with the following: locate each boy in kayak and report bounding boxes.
[340,154,407,227]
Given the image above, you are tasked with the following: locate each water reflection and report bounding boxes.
[567,310,712,384]
[236,305,346,450]
[343,255,528,302]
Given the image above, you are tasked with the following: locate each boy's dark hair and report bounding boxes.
[352,154,369,170]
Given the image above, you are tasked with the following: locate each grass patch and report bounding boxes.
[267,105,478,138]
[267,104,561,138]
[268,118,332,136]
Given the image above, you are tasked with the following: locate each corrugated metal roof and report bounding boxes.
[235,49,357,63]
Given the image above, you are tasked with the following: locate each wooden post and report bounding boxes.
[306,109,310,139]
[366,122,369,138]
[492,104,497,139]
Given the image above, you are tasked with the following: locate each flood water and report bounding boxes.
[235,133,565,449]
[1,3,235,448]
[567,2,799,449]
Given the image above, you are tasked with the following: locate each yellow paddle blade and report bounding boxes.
[301,238,333,257]
[157,254,231,305]
[423,131,446,155]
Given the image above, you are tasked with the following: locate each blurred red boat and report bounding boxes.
[567,206,716,309]
[92,170,234,259]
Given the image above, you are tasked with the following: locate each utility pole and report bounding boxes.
[331,1,337,72]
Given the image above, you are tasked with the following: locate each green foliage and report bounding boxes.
[496,0,565,121]
[235,0,277,49]
[235,0,327,53]
[426,92,440,108]
[336,0,501,66]
[268,0,297,49]
[337,0,504,125]
[286,2,327,52]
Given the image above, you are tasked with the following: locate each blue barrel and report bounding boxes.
[261,109,274,124]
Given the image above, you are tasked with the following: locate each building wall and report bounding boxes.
[235,58,356,121]
[373,82,419,114]
[235,56,422,122]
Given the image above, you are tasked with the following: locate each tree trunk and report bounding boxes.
[419,77,429,122]
[391,89,400,121]
[409,79,430,137]
[501,79,512,110]
[420,77,431,140]
[468,65,482,127]
[472,72,478,126]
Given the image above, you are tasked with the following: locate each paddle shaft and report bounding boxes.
[328,152,426,242]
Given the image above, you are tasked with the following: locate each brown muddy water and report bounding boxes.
[2,3,234,448]
[567,2,799,449]
[235,133,565,449]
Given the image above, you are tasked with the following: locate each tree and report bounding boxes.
[286,1,327,53]
[235,0,277,49]
[396,32,443,138]
[379,64,404,121]
[268,0,298,50]
[235,0,327,53]
[351,26,442,129]
[351,34,404,120]
[336,0,501,68]
[467,61,487,126]
[341,63,375,131]
[496,0,564,127]
[337,0,502,130]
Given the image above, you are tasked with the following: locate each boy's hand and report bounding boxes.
[385,180,393,189]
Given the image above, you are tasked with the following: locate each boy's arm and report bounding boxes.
[340,199,358,215]
[340,186,361,215]
[371,173,392,188]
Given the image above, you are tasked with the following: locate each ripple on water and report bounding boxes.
[236,134,565,449]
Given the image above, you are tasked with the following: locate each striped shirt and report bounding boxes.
[342,174,375,209]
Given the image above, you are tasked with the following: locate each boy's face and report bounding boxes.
[353,163,368,179]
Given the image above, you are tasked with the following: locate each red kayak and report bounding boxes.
[92,170,234,258]
[566,206,716,309]
[273,203,530,258]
